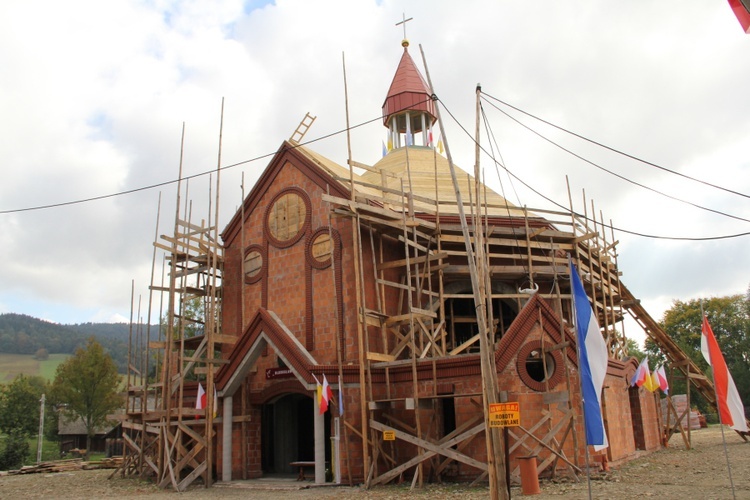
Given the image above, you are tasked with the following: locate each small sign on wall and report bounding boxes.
[265,367,294,380]
[383,430,396,441]
[489,402,520,427]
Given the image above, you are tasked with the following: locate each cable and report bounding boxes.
[2,95,443,215]
[479,100,528,276]
[480,91,750,200]
[7,90,746,242]
[479,95,750,225]
[437,98,750,241]
[0,103,409,215]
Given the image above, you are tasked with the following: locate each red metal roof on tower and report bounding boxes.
[382,41,437,126]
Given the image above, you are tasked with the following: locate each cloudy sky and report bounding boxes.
[1,1,748,347]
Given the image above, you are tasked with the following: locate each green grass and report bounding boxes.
[38,354,69,380]
[24,434,62,463]
[15,436,107,464]
[0,353,70,382]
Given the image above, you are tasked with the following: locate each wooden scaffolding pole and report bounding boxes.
[420,45,507,500]
[342,52,371,484]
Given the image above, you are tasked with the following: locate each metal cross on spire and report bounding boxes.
[395,12,413,40]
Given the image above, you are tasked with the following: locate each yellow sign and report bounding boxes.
[383,430,396,441]
[489,402,520,428]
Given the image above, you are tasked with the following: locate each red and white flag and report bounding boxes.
[313,374,327,415]
[320,374,333,415]
[630,356,650,387]
[196,382,206,418]
[655,365,669,394]
[728,0,750,33]
[701,316,748,432]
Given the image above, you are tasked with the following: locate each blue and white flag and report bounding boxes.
[570,260,609,451]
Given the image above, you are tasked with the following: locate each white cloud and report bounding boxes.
[0,0,748,337]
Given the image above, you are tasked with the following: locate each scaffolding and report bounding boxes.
[320,122,742,486]
[115,121,229,490]
[320,131,630,489]
[114,94,741,493]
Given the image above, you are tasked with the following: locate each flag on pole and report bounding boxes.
[322,374,333,414]
[313,374,326,414]
[196,382,206,419]
[570,260,609,450]
[630,356,650,387]
[643,369,660,393]
[728,0,750,33]
[701,316,748,432]
[655,365,669,394]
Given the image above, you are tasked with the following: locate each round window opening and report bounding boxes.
[311,232,332,264]
[307,227,338,270]
[517,340,564,391]
[525,349,556,383]
[267,191,307,244]
[244,247,263,283]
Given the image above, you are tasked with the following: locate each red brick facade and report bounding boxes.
[213,143,662,484]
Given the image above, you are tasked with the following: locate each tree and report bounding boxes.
[648,292,750,415]
[625,338,646,361]
[0,374,47,437]
[50,338,123,459]
[0,431,29,470]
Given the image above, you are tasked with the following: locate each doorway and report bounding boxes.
[628,386,646,450]
[260,393,331,476]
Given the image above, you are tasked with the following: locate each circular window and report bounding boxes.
[306,227,339,269]
[517,340,564,391]
[244,246,264,284]
[266,189,309,247]
[526,349,556,383]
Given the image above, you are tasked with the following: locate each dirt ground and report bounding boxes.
[1,425,747,499]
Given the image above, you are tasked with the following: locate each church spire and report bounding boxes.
[381,40,438,151]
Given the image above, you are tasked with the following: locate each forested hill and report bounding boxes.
[0,313,148,373]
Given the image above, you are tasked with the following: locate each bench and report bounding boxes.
[289,461,329,481]
[289,461,315,481]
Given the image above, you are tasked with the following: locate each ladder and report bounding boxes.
[620,283,714,404]
[620,283,748,437]
[289,112,316,144]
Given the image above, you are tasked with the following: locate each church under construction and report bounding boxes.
[115,39,725,494]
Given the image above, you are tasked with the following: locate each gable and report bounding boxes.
[222,141,351,247]
[495,294,578,373]
[216,308,319,396]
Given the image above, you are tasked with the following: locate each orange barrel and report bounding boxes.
[517,455,541,495]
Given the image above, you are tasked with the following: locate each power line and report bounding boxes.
[0,114,385,215]
[3,93,748,241]
[479,95,750,225]
[437,98,750,241]
[480,91,750,200]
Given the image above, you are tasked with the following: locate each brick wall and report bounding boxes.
[601,374,636,462]
[218,149,658,483]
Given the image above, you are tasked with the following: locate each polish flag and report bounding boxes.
[319,374,332,415]
[655,365,669,395]
[701,316,748,432]
[630,356,650,387]
[728,0,750,33]
[196,382,206,418]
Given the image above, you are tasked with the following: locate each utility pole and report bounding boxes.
[37,393,45,464]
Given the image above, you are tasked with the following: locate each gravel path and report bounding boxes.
[1,426,747,499]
